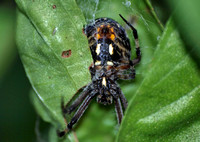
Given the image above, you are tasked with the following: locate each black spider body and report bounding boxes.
[83,18,133,105]
[58,15,141,136]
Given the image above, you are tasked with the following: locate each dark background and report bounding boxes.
[0,1,36,142]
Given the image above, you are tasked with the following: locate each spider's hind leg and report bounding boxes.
[119,14,141,66]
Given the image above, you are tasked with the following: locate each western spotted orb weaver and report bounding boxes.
[58,14,141,136]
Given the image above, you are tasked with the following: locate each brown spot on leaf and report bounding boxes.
[52,5,56,9]
[62,50,71,58]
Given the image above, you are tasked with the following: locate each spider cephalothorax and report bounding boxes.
[58,14,141,136]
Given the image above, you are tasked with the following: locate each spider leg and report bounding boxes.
[57,90,97,137]
[62,84,92,114]
[119,14,141,66]
[115,63,135,80]
[109,83,128,124]
[117,68,135,80]
[119,92,128,110]
[67,94,95,129]
[114,97,123,124]
[117,73,135,80]
[109,82,128,110]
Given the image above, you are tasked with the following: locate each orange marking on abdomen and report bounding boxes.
[110,34,115,40]
[96,33,101,39]
[96,25,116,40]
[110,27,114,32]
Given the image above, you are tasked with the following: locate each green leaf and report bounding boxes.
[117,18,200,141]
[30,90,77,142]
[15,0,92,130]
[16,0,163,141]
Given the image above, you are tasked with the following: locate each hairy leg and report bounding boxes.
[114,97,124,124]
[117,89,128,110]
[119,14,141,66]
[58,90,97,137]
[62,84,92,114]
[67,94,94,129]
[116,68,135,80]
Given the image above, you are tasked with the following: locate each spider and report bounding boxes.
[57,14,141,136]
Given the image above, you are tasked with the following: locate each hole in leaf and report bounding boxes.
[62,50,72,58]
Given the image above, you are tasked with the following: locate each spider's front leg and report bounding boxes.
[110,84,128,124]
[57,88,98,137]
[114,97,123,124]
[113,92,128,124]
[67,90,97,130]
[62,84,92,114]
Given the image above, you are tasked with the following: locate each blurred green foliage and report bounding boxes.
[167,0,200,66]
[0,6,16,79]
[0,0,200,142]
[0,2,37,142]
[0,57,36,142]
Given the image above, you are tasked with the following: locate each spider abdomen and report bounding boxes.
[83,18,132,67]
